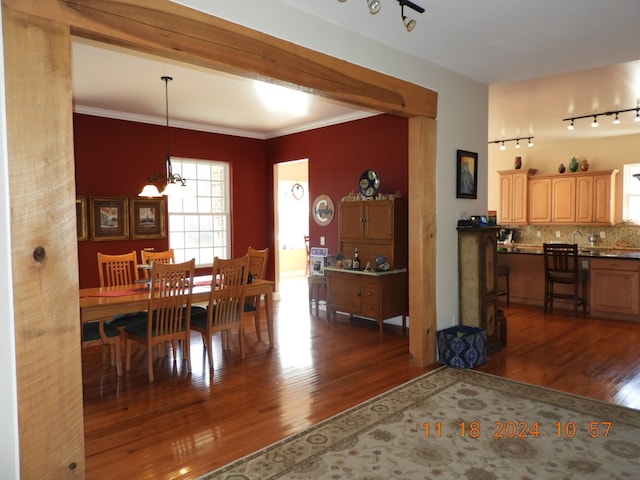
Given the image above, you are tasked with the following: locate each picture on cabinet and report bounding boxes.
[456,149,478,199]
[76,196,88,241]
[90,197,129,241]
[130,198,165,239]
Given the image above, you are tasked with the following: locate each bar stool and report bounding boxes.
[497,264,510,306]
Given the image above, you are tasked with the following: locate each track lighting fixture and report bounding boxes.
[367,0,381,14]
[563,106,640,130]
[338,0,425,31]
[489,137,534,150]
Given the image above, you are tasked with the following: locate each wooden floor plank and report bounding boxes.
[82,279,640,479]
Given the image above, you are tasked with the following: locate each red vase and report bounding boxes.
[514,157,522,169]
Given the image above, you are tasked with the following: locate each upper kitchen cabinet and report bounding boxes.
[548,170,617,225]
[575,171,618,224]
[498,169,537,225]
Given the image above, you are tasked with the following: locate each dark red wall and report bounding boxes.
[74,114,267,287]
[74,113,408,287]
[265,114,408,256]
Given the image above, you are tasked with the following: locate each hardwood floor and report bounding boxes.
[82,279,640,479]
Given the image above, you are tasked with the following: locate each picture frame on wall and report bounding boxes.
[130,198,165,239]
[76,196,88,241]
[90,197,129,241]
[456,149,478,199]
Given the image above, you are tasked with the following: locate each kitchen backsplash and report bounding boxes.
[506,224,640,250]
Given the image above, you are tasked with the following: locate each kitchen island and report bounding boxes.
[498,246,640,321]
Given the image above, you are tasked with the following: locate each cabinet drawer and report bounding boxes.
[361,278,380,290]
[590,258,640,271]
[361,286,380,301]
[360,299,380,317]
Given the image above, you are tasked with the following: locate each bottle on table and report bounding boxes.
[353,248,360,270]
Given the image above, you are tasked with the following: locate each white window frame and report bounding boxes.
[167,157,230,267]
[622,163,640,224]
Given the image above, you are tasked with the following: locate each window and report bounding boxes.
[622,163,640,223]
[167,158,230,266]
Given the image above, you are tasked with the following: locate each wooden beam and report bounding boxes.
[5,0,437,118]
[408,116,438,366]
[3,6,85,478]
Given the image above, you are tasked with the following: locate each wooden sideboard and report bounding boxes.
[327,197,408,332]
[325,267,408,332]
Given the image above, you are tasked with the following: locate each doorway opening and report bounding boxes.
[273,159,309,300]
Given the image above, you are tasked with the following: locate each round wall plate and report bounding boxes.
[359,169,381,198]
[312,194,335,226]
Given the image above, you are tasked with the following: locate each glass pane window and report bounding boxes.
[168,158,230,266]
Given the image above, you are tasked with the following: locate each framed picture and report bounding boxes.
[456,149,478,199]
[130,198,165,239]
[90,197,129,241]
[76,196,88,241]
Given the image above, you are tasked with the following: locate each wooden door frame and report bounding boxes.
[2,0,437,476]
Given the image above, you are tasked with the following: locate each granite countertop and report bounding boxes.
[324,266,408,276]
[497,244,640,259]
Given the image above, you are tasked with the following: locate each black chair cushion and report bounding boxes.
[124,313,187,339]
[243,302,257,313]
[108,311,147,328]
[83,321,121,342]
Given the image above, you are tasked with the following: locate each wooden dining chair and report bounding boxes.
[543,243,588,317]
[82,319,122,376]
[97,251,140,287]
[191,256,249,370]
[140,249,175,279]
[96,251,147,330]
[244,247,269,341]
[124,259,195,382]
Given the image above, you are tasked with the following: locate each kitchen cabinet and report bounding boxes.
[551,176,576,223]
[523,170,617,225]
[338,198,407,269]
[325,268,408,332]
[528,177,552,224]
[590,258,640,321]
[575,172,617,224]
[498,169,537,224]
[457,227,503,353]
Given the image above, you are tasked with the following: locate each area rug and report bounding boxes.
[199,367,640,479]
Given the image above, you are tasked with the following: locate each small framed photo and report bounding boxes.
[130,198,165,239]
[456,149,478,199]
[90,197,129,241]
[76,196,88,241]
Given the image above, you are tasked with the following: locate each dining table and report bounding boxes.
[79,275,276,347]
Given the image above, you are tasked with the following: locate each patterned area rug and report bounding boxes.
[199,367,640,479]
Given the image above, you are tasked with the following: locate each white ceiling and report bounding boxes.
[72,0,640,144]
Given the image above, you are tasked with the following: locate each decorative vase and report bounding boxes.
[569,157,579,172]
[514,156,522,170]
[580,159,589,171]
[558,163,566,173]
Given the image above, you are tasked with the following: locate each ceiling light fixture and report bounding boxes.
[367,0,381,14]
[139,76,187,197]
[339,0,425,31]
[563,106,640,130]
[489,136,535,150]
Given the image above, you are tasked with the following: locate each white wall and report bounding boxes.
[172,0,489,329]
[0,4,20,476]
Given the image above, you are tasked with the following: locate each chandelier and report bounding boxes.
[138,76,187,197]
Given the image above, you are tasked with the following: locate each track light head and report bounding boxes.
[567,119,574,131]
[527,138,534,147]
[367,0,381,14]
[591,116,599,127]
